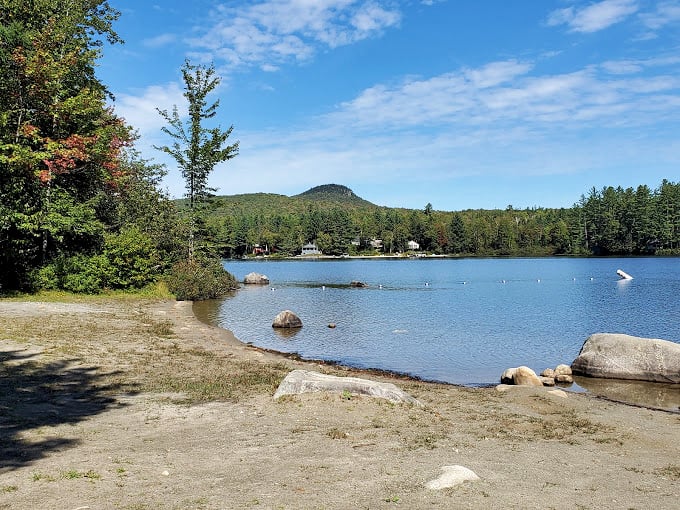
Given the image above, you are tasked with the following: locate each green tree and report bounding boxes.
[155,59,239,260]
[0,0,134,290]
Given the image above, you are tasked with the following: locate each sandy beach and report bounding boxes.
[1,298,678,509]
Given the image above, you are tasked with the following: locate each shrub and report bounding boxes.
[166,257,238,301]
[55,254,111,294]
[103,227,160,289]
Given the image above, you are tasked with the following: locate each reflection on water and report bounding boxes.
[193,257,679,409]
[574,376,680,412]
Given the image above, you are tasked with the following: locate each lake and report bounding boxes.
[194,257,679,392]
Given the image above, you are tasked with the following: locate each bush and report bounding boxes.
[104,227,160,289]
[166,257,238,301]
[55,254,111,294]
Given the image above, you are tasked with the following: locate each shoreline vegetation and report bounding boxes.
[1,296,679,509]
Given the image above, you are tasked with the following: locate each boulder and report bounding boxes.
[243,272,270,285]
[500,367,517,385]
[540,368,555,378]
[512,366,543,386]
[554,364,572,376]
[350,280,368,287]
[273,369,422,406]
[539,376,556,386]
[272,310,303,329]
[572,333,680,383]
[554,374,574,384]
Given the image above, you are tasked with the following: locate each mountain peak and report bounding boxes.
[294,184,375,206]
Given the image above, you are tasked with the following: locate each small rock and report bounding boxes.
[272,310,303,328]
[327,323,336,328]
[540,368,555,378]
[425,465,480,490]
[500,367,517,384]
[554,374,574,384]
[554,364,572,376]
[547,389,568,398]
[539,376,556,386]
[161,470,170,476]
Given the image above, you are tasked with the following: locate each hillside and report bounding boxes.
[207,184,379,217]
[293,184,377,207]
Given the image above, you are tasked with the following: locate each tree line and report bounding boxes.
[1,3,677,296]
[0,1,237,297]
[206,180,680,258]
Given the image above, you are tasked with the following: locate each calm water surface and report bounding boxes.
[196,257,679,389]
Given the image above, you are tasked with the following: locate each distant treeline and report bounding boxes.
[203,180,680,258]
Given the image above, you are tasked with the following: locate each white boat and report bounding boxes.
[616,269,633,280]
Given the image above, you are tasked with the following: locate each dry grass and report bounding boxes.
[0,299,289,404]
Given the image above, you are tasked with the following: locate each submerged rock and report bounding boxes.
[572,333,680,383]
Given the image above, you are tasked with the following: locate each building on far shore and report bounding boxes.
[407,240,420,251]
[301,243,321,256]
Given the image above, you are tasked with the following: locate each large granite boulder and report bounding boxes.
[572,333,680,383]
[244,272,270,285]
[273,369,422,406]
[272,310,303,328]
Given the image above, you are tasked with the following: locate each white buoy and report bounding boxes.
[616,269,633,280]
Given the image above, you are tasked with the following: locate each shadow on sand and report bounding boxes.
[0,349,134,472]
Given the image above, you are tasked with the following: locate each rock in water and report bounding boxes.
[572,333,680,383]
[272,310,303,328]
[243,272,270,285]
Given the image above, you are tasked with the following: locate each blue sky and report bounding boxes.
[100,0,680,210]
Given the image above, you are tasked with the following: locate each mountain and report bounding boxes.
[293,184,376,207]
[204,184,379,217]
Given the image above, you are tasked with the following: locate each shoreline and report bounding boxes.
[189,300,680,414]
[1,298,679,509]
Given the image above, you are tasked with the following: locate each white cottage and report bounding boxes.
[301,243,321,255]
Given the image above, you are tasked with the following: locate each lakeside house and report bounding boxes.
[301,243,321,255]
[407,240,420,251]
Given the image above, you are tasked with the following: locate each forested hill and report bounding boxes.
[197,180,680,259]
[203,184,378,216]
[293,184,377,207]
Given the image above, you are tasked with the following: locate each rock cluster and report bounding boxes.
[500,364,573,387]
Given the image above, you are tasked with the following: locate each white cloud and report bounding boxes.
[547,0,638,33]
[640,0,680,29]
[142,33,177,48]
[200,54,680,205]
[189,0,401,69]
[112,82,186,137]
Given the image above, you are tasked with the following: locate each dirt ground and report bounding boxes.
[0,298,678,510]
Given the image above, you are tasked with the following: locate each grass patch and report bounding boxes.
[142,353,290,403]
[327,427,349,439]
[1,486,18,493]
[654,465,680,480]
